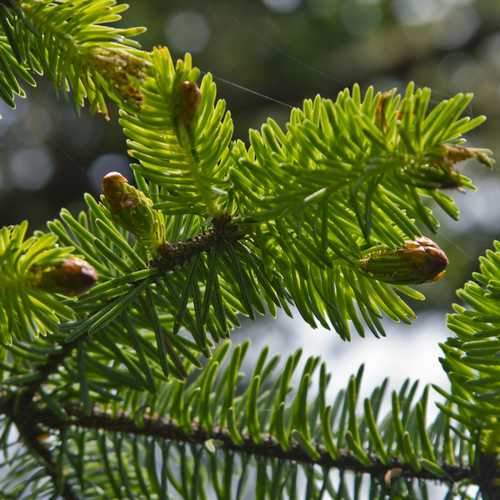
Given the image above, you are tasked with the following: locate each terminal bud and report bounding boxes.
[359,237,448,284]
[441,145,494,169]
[178,80,201,125]
[102,172,165,249]
[31,257,97,296]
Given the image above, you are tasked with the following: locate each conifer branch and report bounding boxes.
[0,2,498,497]
[0,0,148,114]
[10,215,245,398]
[28,404,473,486]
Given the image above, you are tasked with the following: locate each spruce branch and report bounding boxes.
[2,214,246,394]
[120,47,234,216]
[0,1,498,496]
[0,0,148,114]
[32,404,472,486]
[7,340,479,496]
[120,44,494,341]
[0,392,476,492]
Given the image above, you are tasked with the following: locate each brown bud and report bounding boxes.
[359,237,448,285]
[440,145,494,168]
[102,172,134,212]
[31,257,97,296]
[91,48,146,108]
[102,172,165,250]
[178,80,201,125]
[375,89,396,130]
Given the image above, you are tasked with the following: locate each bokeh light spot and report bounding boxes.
[263,0,302,14]
[164,11,210,54]
[483,32,500,70]
[432,6,480,49]
[9,147,54,191]
[340,2,382,37]
[392,0,448,26]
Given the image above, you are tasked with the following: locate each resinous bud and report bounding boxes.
[91,48,147,109]
[30,257,97,296]
[102,172,165,249]
[441,145,495,168]
[406,146,494,190]
[359,237,448,284]
[178,80,201,125]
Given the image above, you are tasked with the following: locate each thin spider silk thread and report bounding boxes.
[201,70,294,109]
[209,7,475,115]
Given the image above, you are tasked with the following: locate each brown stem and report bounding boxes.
[31,404,472,486]
[477,452,500,500]
[153,214,243,271]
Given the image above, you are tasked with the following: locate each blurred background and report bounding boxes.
[1,0,500,460]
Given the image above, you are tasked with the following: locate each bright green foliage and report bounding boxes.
[0,222,75,342]
[233,85,486,225]
[0,340,475,498]
[230,86,492,339]
[0,0,146,115]
[0,1,498,499]
[119,44,494,342]
[47,194,204,380]
[44,192,285,375]
[120,47,234,216]
[441,240,500,454]
[0,30,36,106]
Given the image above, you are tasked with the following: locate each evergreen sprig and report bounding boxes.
[0,0,147,115]
[0,1,498,498]
[0,222,78,343]
[120,47,234,216]
[119,44,493,341]
[0,342,476,498]
[230,85,492,338]
[439,240,500,495]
